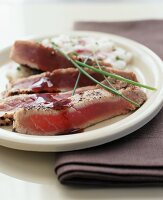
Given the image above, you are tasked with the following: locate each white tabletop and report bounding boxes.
[1,2,163,199]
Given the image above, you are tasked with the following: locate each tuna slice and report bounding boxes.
[7,67,138,96]
[10,40,112,72]
[0,86,94,125]
[1,77,130,125]
[13,87,147,135]
[10,40,74,71]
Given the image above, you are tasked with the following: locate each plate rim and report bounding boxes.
[0,30,163,152]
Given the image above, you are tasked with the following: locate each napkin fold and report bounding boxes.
[54,20,163,186]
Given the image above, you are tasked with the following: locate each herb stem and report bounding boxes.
[76,64,140,107]
[72,57,89,96]
[94,56,139,106]
[51,42,140,107]
[94,54,115,90]
[76,60,156,91]
[72,72,81,96]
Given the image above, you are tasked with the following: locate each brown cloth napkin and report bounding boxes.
[54,20,163,186]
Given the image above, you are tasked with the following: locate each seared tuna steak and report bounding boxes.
[0,86,94,125]
[13,87,147,135]
[10,41,74,71]
[0,76,130,126]
[7,67,137,96]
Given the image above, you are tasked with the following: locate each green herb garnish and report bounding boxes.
[75,60,156,91]
[51,42,156,107]
[71,52,79,57]
[115,56,122,60]
[72,57,88,96]
[17,66,21,71]
[72,72,81,96]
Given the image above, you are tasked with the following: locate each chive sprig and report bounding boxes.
[51,42,156,107]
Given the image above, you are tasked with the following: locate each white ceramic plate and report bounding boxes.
[0,31,163,152]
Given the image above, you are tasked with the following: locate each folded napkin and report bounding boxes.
[54,20,163,186]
